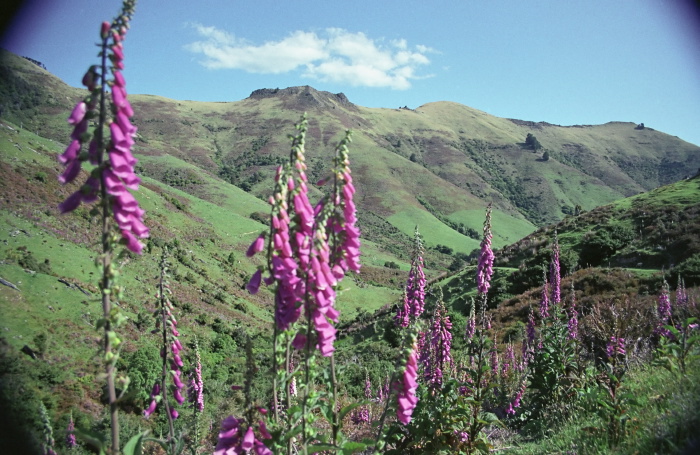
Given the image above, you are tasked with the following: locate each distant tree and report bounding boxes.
[435,244,453,255]
[409,153,418,162]
[525,133,542,151]
[635,123,645,130]
[542,150,550,161]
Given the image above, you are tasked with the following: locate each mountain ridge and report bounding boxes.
[1,49,699,247]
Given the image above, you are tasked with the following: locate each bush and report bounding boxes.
[526,133,542,151]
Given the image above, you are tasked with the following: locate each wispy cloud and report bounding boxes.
[185,25,435,89]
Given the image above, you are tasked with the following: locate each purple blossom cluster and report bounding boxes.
[66,415,76,449]
[522,309,537,363]
[676,278,688,309]
[606,336,626,359]
[490,344,500,377]
[476,205,495,295]
[656,280,672,337]
[246,123,359,356]
[567,283,579,340]
[289,357,297,398]
[506,381,526,416]
[425,299,453,388]
[352,372,372,424]
[58,16,148,254]
[549,234,561,305]
[464,300,476,341]
[395,345,419,425]
[145,285,185,419]
[189,342,204,413]
[214,417,272,455]
[396,229,426,327]
[539,279,550,320]
[502,343,515,377]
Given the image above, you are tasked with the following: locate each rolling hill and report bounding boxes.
[2,48,699,257]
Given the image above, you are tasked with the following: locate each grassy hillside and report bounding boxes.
[3,49,699,247]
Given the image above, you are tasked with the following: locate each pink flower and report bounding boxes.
[143,399,157,418]
[247,269,262,294]
[396,346,419,424]
[476,205,494,294]
[549,234,561,305]
[246,234,266,257]
[68,102,87,125]
[242,426,255,451]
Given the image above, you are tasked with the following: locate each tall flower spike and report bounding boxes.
[567,280,578,340]
[396,227,426,327]
[465,297,476,341]
[655,279,672,337]
[245,118,359,356]
[539,271,550,320]
[549,232,561,305]
[145,250,185,423]
[58,0,148,254]
[214,418,272,455]
[425,289,453,389]
[66,414,77,449]
[476,204,495,295]
[189,337,204,413]
[395,340,419,425]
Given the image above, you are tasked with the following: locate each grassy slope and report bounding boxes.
[5,49,700,255]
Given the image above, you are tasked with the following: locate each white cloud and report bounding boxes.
[185,25,435,89]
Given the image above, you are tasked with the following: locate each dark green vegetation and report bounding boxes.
[1,48,700,453]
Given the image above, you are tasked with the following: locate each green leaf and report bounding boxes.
[122,431,149,455]
[73,427,107,454]
[282,425,303,441]
[341,441,368,454]
[307,443,338,452]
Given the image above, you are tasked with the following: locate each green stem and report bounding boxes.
[159,257,176,452]
[96,31,120,455]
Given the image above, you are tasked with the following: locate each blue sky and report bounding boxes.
[2,0,700,146]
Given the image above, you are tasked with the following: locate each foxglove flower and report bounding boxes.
[476,205,495,294]
[506,381,526,416]
[656,280,672,337]
[539,276,550,320]
[58,11,148,254]
[189,341,205,413]
[66,415,76,449]
[352,372,372,424]
[214,417,272,455]
[145,256,185,420]
[425,295,453,388]
[395,344,419,425]
[606,336,626,359]
[549,232,561,305]
[396,228,426,327]
[567,281,578,339]
[522,309,536,362]
[245,119,359,356]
